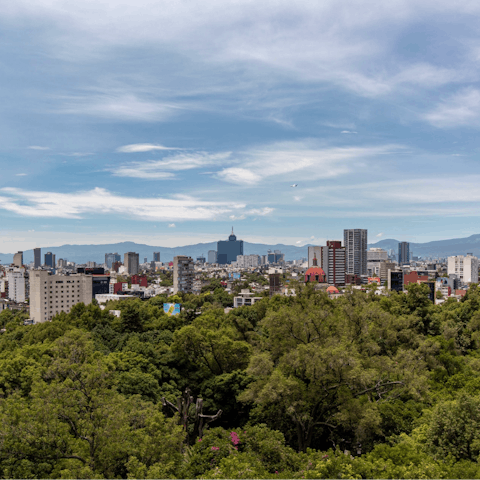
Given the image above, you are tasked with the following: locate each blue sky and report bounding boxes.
[1,0,480,252]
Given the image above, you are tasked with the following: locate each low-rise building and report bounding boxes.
[233,289,262,308]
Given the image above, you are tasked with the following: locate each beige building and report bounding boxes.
[13,251,23,267]
[30,271,92,323]
[447,254,479,284]
[173,256,194,294]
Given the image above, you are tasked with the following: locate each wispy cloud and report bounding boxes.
[116,143,180,153]
[0,187,251,221]
[111,152,231,179]
[15,173,27,176]
[423,88,480,128]
[28,146,50,150]
[168,223,176,228]
[217,141,401,185]
[376,232,384,237]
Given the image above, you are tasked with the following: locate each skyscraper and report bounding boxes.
[34,248,41,268]
[153,252,160,262]
[44,252,55,268]
[217,228,243,265]
[343,229,367,276]
[308,242,345,286]
[105,253,121,269]
[173,256,194,294]
[398,242,410,265]
[124,252,139,275]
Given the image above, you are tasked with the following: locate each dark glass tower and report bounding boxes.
[217,228,244,265]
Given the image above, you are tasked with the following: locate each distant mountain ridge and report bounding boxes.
[368,234,480,258]
[2,234,480,265]
[0,241,311,265]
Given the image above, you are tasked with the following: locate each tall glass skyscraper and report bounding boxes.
[217,228,243,265]
[398,242,410,265]
[343,229,368,276]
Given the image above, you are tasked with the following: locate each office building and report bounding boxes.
[30,271,93,323]
[153,252,160,262]
[387,270,404,293]
[344,229,367,276]
[367,248,388,262]
[13,251,23,267]
[105,253,121,269]
[57,259,67,268]
[124,252,139,275]
[44,252,56,268]
[398,242,410,265]
[208,250,217,264]
[7,268,26,303]
[173,256,194,294]
[447,255,479,284]
[217,228,243,265]
[267,250,285,264]
[196,255,206,265]
[34,248,41,268]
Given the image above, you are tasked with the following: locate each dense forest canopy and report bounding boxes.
[2,283,480,478]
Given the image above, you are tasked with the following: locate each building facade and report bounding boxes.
[13,251,23,267]
[30,271,93,323]
[153,252,161,262]
[34,248,41,268]
[173,256,194,294]
[105,253,121,269]
[217,228,243,265]
[124,252,139,275]
[398,242,410,265]
[235,254,260,268]
[208,250,217,264]
[447,255,479,284]
[44,252,56,268]
[7,268,26,303]
[344,229,367,276]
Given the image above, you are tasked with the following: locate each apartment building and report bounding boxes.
[7,268,26,303]
[30,271,92,323]
[173,256,194,294]
[344,229,368,276]
[447,254,479,284]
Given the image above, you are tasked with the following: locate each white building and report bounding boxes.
[367,248,388,262]
[30,271,93,323]
[447,255,479,284]
[233,289,263,308]
[235,255,260,268]
[7,268,26,303]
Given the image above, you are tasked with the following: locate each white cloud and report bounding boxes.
[217,141,401,185]
[376,232,384,237]
[168,223,176,228]
[58,92,181,121]
[0,187,248,221]
[28,146,50,150]
[116,143,180,153]
[112,152,231,179]
[423,88,480,128]
[15,173,27,176]
[341,130,357,134]
[293,196,303,202]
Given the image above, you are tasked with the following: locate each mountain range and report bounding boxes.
[2,234,480,265]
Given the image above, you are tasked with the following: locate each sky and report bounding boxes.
[1,0,480,252]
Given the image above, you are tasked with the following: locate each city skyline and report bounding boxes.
[2,1,480,249]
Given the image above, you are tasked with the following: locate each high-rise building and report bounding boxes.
[13,251,23,267]
[173,256,194,294]
[30,271,93,323]
[217,228,243,265]
[153,252,160,262]
[308,242,345,286]
[34,248,41,268]
[447,255,479,284]
[398,242,410,265]
[344,229,368,276]
[124,252,139,275]
[207,250,217,264]
[267,250,285,264]
[7,268,26,303]
[143,257,148,264]
[44,252,56,268]
[105,253,121,269]
[196,255,206,265]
